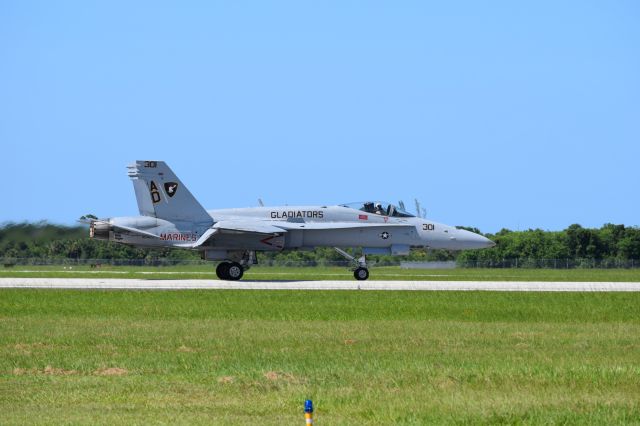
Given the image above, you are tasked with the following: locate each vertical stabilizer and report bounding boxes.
[127,161,213,225]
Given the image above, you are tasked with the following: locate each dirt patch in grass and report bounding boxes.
[11,366,127,376]
[12,366,77,376]
[263,371,304,384]
[177,345,197,353]
[93,367,128,376]
[12,342,55,355]
[434,376,459,390]
[43,365,78,375]
[264,371,279,381]
[13,344,33,355]
[218,376,234,384]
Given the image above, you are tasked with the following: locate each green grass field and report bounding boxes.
[1,289,639,424]
[2,264,640,281]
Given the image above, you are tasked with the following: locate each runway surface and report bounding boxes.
[1,278,639,291]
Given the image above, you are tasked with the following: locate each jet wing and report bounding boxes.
[180,220,415,248]
[173,221,286,249]
[213,220,414,232]
[272,221,415,231]
[213,220,288,234]
[178,228,218,248]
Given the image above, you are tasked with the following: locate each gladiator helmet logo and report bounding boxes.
[164,182,178,198]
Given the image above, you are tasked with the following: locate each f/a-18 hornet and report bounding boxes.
[89,161,495,280]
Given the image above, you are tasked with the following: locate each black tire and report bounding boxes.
[354,267,369,281]
[227,262,244,281]
[216,262,230,280]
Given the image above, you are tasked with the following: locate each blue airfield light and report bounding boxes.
[304,399,314,424]
[304,399,313,425]
[304,399,313,413]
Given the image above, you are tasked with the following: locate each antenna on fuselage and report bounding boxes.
[258,198,264,207]
[415,198,426,218]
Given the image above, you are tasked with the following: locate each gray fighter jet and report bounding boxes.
[89,161,495,280]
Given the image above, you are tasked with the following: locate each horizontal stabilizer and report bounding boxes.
[112,224,161,239]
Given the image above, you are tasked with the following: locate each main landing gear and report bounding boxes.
[334,247,370,281]
[216,251,255,281]
[216,261,244,281]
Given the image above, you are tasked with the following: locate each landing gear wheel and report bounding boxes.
[216,262,231,280]
[354,267,369,281]
[227,262,244,281]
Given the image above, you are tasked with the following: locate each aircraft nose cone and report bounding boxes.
[457,229,496,249]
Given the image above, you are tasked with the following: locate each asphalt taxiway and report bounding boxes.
[1,278,639,291]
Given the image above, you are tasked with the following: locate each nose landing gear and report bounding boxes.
[334,247,370,281]
[353,267,369,281]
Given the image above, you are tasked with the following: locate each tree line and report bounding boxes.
[1,222,638,266]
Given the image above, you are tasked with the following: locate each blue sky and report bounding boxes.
[2,1,639,233]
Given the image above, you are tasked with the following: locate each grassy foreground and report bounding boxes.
[1,290,639,425]
[1,264,640,281]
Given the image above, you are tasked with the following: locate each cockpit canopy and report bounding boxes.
[341,201,415,218]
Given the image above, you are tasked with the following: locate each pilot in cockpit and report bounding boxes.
[363,202,375,213]
[374,202,385,215]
